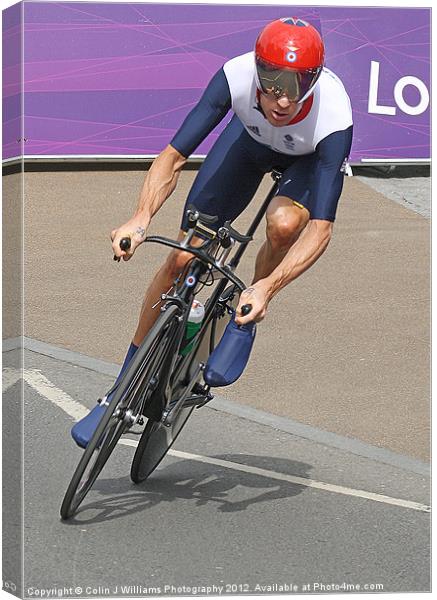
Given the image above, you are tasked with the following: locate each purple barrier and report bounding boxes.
[3,2,430,162]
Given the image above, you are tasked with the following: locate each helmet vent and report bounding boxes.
[282,17,308,27]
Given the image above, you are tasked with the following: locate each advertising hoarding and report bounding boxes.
[3,2,431,163]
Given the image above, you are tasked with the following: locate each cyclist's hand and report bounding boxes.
[235,282,270,326]
[111,218,149,261]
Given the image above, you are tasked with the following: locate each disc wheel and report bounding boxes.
[130,403,194,484]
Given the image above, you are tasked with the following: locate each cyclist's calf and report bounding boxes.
[133,230,205,346]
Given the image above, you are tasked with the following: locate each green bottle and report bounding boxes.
[180,300,205,356]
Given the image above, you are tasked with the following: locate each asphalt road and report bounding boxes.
[3,168,430,461]
[2,166,430,598]
[2,348,430,596]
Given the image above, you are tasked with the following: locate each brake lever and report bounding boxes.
[186,204,219,226]
[222,221,252,244]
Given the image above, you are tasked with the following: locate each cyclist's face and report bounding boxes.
[259,92,301,127]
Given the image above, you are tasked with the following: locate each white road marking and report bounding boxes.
[118,439,429,513]
[22,368,88,421]
[2,367,21,391]
[167,449,431,513]
[8,367,430,514]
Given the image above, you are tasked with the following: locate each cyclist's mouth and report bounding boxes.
[271,109,290,122]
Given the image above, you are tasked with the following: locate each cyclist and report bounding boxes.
[72,17,353,448]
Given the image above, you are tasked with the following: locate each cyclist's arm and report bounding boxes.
[112,144,187,260]
[257,126,353,299]
[261,219,333,301]
[170,68,232,157]
[135,68,232,223]
[235,218,333,324]
[134,144,187,225]
[113,69,232,258]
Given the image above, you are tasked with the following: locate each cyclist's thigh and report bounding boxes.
[276,153,318,216]
[180,115,268,232]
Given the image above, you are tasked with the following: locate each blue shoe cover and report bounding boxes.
[71,342,138,449]
[71,404,106,449]
[204,313,256,387]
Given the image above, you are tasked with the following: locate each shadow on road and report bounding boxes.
[63,454,313,524]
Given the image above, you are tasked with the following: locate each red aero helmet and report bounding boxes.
[255,18,325,103]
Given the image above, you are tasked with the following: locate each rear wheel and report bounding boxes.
[60,305,181,519]
[130,402,194,484]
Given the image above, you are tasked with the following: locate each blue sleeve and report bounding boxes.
[310,126,353,221]
[170,68,232,158]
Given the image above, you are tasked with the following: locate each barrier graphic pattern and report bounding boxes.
[3,3,430,161]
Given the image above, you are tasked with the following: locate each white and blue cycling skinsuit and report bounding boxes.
[170,51,353,229]
[71,51,354,450]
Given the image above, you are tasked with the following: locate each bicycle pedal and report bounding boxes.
[195,391,214,409]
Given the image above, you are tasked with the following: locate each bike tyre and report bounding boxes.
[60,401,129,520]
[60,305,180,519]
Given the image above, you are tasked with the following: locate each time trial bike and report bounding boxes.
[60,168,284,520]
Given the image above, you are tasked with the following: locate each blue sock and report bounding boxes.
[71,341,139,448]
[113,342,139,387]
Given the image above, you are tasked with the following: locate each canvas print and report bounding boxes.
[2,2,430,598]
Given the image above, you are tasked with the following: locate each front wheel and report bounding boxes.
[60,304,181,519]
[60,400,128,520]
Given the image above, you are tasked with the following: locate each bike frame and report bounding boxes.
[60,171,284,517]
[142,171,282,421]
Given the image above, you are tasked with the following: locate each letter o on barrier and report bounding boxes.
[394,76,429,115]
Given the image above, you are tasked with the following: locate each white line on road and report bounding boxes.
[12,367,430,514]
[2,367,21,391]
[119,440,430,513]
[21,368,88,421]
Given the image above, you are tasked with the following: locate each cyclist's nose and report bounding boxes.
[277,95,292,109]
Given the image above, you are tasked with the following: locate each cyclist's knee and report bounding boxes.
[162,248,193,280]
[162,230,206,280]
[266,200,309,251]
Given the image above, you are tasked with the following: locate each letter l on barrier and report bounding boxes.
[368,61,396,115]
